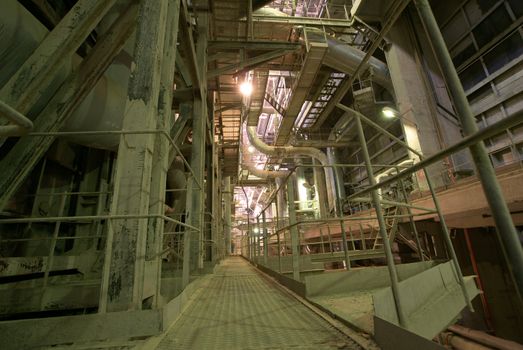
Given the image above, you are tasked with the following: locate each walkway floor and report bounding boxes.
[155,257,362,350]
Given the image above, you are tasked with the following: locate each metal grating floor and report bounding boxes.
[156,257,362,350]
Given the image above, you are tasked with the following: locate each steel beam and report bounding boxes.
[99,0,168,312]
[0,5,138,211]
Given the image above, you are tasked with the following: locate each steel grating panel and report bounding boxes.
[156,257,362,350]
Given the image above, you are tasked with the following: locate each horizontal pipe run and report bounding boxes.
[348,109,523,200]
[0,100,33,136]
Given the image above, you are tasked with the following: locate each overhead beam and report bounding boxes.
[208,49,295,78]
[209,40,302,51]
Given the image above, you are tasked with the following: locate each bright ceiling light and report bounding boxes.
[239,81,253,96]
[382,107,398,119]
[247,145,256,153]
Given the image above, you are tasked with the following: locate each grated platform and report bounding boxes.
[156,257,362,350]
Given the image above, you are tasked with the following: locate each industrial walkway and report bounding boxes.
[155,257,362,350]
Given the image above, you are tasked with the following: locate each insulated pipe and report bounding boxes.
[324,37,392,92]
[246,123,335,209]
[243,164,290,179]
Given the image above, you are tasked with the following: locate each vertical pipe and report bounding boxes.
[415,0,523,300]
[355,114,407,326]
[287,176,301,281]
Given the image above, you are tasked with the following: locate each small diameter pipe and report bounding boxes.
[0,100,33,136]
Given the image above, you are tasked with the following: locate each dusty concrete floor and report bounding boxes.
[154,256,362,350]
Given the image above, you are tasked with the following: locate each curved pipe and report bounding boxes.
[243,163,290,179]
[246,123,335,209]
[247,124,329,165]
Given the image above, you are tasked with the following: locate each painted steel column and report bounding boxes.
[147,0,181,308]
[182,11,208,288]
[223,176,232,255]
[99,0,168,312]
[354,114,407,326]
[287,176,301,281]
[415,0,523,300]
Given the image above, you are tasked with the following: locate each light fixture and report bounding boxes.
[239,81,253,96]
[253,227,259,234]
[247,145,256,153]
[382,106,398,119]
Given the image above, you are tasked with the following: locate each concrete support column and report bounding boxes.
[385,14,462,189]
[147,0,180,308]
[99,0,168,312]
[182,11,208,288]
[287,176,300,281]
